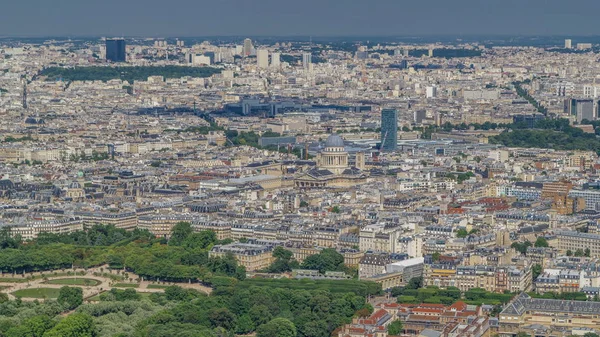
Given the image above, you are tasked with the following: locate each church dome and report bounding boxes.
[325,134,344,148]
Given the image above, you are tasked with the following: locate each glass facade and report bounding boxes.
[380,109,398,151]
[106,39,126,62]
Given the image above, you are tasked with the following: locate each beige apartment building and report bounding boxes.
[209,243,275,271]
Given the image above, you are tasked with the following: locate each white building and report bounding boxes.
[271,52,281,68]
[256,49,269,68]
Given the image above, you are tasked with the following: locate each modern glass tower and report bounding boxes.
[106,38,126,62]
[380,109,398,151]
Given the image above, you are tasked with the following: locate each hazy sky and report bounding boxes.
[2,0,600,37]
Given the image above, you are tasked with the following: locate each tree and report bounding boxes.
[511,241,532,255]
[42,313,95,337]
[182,230,216,250]
[431,252,441,262]
[388,320,403,335]
[456,228,468,238]
[57,286,83,310]
[534,237,548,248]
[235,315,255,334]
[567,249,573,256]
[532,264,543,281]
[516,333,531,337]
[249,305,273,326]
[331,206,341,214]
[6,315,55,337]
[301,249,345,274]
[208,308,236,330]
[585,248,591,257]
[169,222,193,246]
[256,318,297,337]
[406,277,423,290]
[575,249,584,257]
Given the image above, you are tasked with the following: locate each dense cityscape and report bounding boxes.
[3,32,600,337]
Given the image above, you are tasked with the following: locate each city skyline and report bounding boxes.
[2,0,600,37]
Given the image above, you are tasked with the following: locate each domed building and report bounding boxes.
[294,134,366,188]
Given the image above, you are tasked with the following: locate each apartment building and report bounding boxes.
[6,217,83,240]
[556,231,600,257]
[209,243,275,271]
[74,211,137,230]
[499,293,600,337]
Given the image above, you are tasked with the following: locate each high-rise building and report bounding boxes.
[380,109,398,151]
[426,86,437,98]
[106,38,126,62]
[243,38,254,56]
[565,39,572,49]
[570,98,595,122]
[302,53,312,71]
[271,52,281,68]
[256,49,269,68]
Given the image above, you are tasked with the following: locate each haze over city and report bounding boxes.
[3,0,600,36]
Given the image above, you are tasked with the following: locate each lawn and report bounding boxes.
[147,284,170,289]
[13,288,61,299]
[0,278,30,283]
[112,283,139,288]
[44,278,101,286]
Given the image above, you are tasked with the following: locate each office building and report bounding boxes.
[256,49,269,68]
[565,39,572,49]
[243,38,253,56]
[270,52,280,68]
[426,86,437,98]
[105,38,126,62]
[302,53,312,71]
[569,99,595,122]
[380,109,398,151]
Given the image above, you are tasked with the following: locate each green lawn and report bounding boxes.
[112,283,139,288]
[0,278,30,283]
[147,284,170,289]
[13,288,61,299]
[44,278,101,286]
[87,292,104,301]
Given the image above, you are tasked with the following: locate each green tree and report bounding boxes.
[575,249,584,257]
[532,264,543,280]
[301,249,345,274]
[567,249,573,256]
[208,308,236,330]
[235,314,255,334]
[585,248,591,257]
[169,222,193,246]
[456,228,468,238]
[249,305,273,326]
[6,315,55,337]
[42,313,95,337]
[431,252,441,262]
[256,318,297,337]
[57,286,83,310]
[534,237,548,248]
[387,320,403,335]
[407,277,423,289]
[331,206,341,213]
